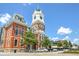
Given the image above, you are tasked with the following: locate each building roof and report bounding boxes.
[4,14,27,28]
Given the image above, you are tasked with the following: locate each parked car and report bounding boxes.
[36,48,48,52]
[53,49,57,52]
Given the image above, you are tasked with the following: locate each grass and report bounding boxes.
[64,49,79,54]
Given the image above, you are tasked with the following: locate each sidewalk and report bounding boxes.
[0,52,79,56]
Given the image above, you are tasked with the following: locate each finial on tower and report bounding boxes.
[36,4,41,11]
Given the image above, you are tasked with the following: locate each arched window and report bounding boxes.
[20,39,24,46]
[34,16,36,19]
[40,16,42,19]
[22,28,24,36]
[15,26,18,35]
[15,15,18,20]
[20,28,24,37]
[14,39,17,46]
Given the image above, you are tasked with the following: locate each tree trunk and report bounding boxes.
[30,45,32,52]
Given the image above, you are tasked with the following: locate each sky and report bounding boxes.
[0,3,79,45]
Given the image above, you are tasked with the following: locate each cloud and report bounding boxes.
[0,13,11,23]
[51,36,71,42]
[52,37,59,41]
[73,38,79,45]
[63,36,69,39]
[52,36,69,40]
[57,26,72,35]
[62,36,70,41]
[73,38,78,42]
[52,37,59,40]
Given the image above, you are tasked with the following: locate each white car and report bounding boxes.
[36,48,48,52]
[53,49,57,52]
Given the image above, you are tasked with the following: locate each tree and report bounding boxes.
[62,40,69,48]
[68,41,72,48]
[42,36,51,49]
[56,40,72,48]
[57,41,62,47]
[24,27,37,51]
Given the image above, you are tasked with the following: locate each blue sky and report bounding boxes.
[0,3,79,45]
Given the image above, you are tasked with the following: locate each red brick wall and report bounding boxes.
[4,22,27,49]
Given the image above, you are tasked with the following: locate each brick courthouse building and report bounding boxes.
[2,14,27,52]
[0,9,45,52]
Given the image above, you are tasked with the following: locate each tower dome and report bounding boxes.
[32,9,44,24]
[31,9,45,33]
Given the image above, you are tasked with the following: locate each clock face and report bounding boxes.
[35,25,38,30]
[32,25,38,31]
[37,23,44,30]
[32,23,44,32]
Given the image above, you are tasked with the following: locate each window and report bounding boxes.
[15,15,18,20]
[14,39,17,46]
[13,26,15,30]
[22,28,24,36]
[18,17,22,22]
[15,15,22,22]
[19,18,22,21]
[15,26,18,35]
[34,16,36,19]
[20,28,24,37]
[40,16,42,19]
[20,39,24,46]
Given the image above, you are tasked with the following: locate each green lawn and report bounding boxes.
[64,50,79,54]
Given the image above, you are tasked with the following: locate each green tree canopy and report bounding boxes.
[24,27,37,50]
[42,36,51,48]
[57,41,62,47]
[62,40,69,48]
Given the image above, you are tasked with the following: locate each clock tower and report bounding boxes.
[31,9,45,50]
